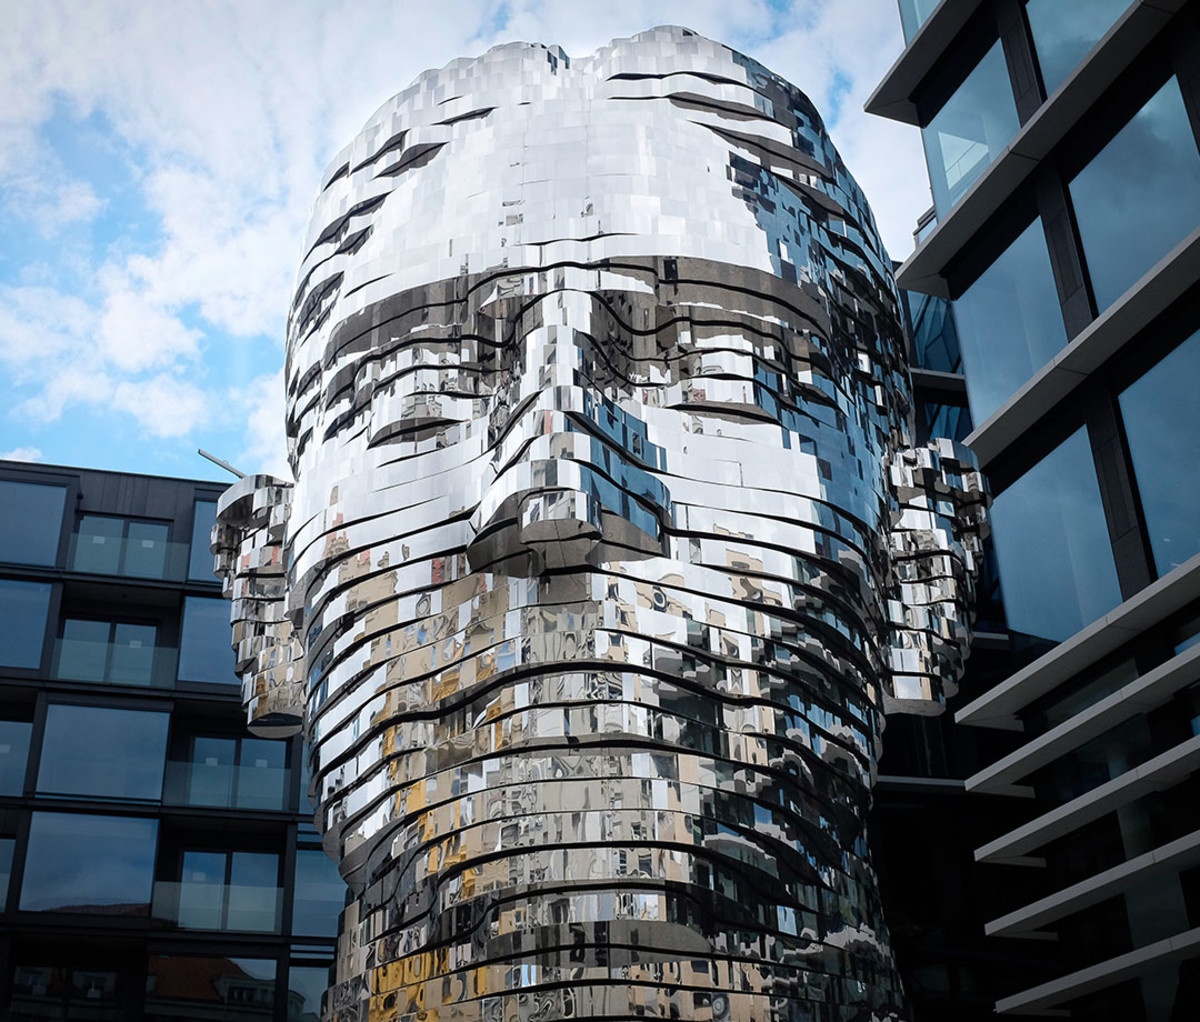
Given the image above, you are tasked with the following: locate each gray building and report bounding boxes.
[0,461,346,1020]
[869,1,1200,1018]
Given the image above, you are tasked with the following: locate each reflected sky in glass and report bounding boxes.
[1119,330,1200,576]
[1070,77,1200,312]
[954,218,1067,422]
[0,580,51,669]
[990,427,1121,642]
[0,481,65,566]
[1025,0,1133,95]
[21,812,157,912]
[38,704,169,800]
[188,500,218,580]
[179,596,238,684]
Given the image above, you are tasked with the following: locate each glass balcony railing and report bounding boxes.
[898,0,941,42]
[67,532,190,581]
[162,761,291,812]
[51,638,178,688]
[151,881,282,933]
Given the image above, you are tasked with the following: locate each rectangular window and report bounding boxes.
[179,597,238,684]
[20,812,157,914]
[922,39,1020,215]
[287,965,329,1022]
[1025,0,1133,97]
[164,734,288,811]
[164,849,281,933]
[903,290,961,373]
[10,967,120,1021]
[53,618,171,688]
[188,500,219,580]
[0,580,51,669]
[1069,76,1200,312]
[953,218,1067,421]
[291,848,347,937]
[0,480,66,566]
[145,956,276,1022]
[0,719,32,795]
[0,836,13,911]
[1118,330,1200,576]
[69,514,184,580]
[989,427,1121,644]
[38,704,169,801]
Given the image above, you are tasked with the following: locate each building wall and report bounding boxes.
[0,460,346,1021]
[869,1,1200,1017]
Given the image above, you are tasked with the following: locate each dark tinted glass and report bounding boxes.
[287,965,329,1022]
[72,515,123,574]
[1070,77,1200,312]
[0,836,12,911]
[38,704,169,800]
[1119,331,1200,575]
[918,402,973,445]
[0,481,65,565]
[0,720,32,795]
[0,580,51,669]
[124,520,169,578]
[10,967,120,1021]
[990,428,1121,642]
[145,956,275,1022]
[179,596,237,684]
[20,812,157,913]
[903,290,961,372]
[188,500,218,580]
[922,40,1020,215]
[954,218,1067,421]
[1025,0,1133,95]
[292,849,346,936]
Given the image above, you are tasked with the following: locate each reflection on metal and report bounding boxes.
[215,27,987,1021]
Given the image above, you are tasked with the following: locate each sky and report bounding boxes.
[0,0,930,483]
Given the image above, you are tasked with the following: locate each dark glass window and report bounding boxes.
[287,965,329,1022]
[170,849,281,932]
[903,290,961,373]
[0,481,66,565]
[37,704,169,801]
[54,618,166,687]
[918,401,973,445]
[292,848,346,936]
[9,967,120,1021]
[0,580,51,669]
[1025,0,1133,96]
[1070,76,1200,312]
[1119,330,1200,575]
[70,514,180,579]
[0,836,13,911]
[165,734,288,810]
[0,719,32,795]
[20,812,157,914]
[922,39,1020,215]
[990,427,1121,643]
[954,218,1067,421]
[179,596,237,684]
[145,957,276,1022]
[898,0,941,42]
[188,500,218,580]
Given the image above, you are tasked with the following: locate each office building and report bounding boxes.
[868,1,1200,1017]
[0,460,347,1020]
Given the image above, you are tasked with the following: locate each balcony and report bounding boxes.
[151,881,282,933]
[51,637,178,689]
[162,760,290,812]
[67,530,189,582]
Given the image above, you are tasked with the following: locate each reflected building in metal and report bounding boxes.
[215,27,987,1021]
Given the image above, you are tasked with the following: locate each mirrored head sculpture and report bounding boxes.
[215,26,987,1022]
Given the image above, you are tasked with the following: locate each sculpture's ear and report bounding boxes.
[883,438,990,716]
[213,475,306,738]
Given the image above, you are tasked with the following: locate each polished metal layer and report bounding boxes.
[215,27,987,1021]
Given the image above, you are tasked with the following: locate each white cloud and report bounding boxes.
[0,0,928,472]
[1,446,43,461]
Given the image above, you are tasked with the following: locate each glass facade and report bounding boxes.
[989,428,1121,643]
[291,849,346,937]
[1070,76,1200,312]
[0,481,65,566]
[0,719,31,794]
[188,500,218,580]
[1119,330,1200,575]
[903,289,961,373]
[898,0,941,42]
[37,704,169,800]
[20,812,158,914]
[179,596,238,684]
[54,618,167,687]
[954,218,1067,421]
[0,580,51,669]
[1024,0,1132,95]
[144,957,276,1022]
[286,966,328,1022]
[922,39,1020,215]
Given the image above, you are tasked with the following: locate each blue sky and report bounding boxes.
[0,0,929,483]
